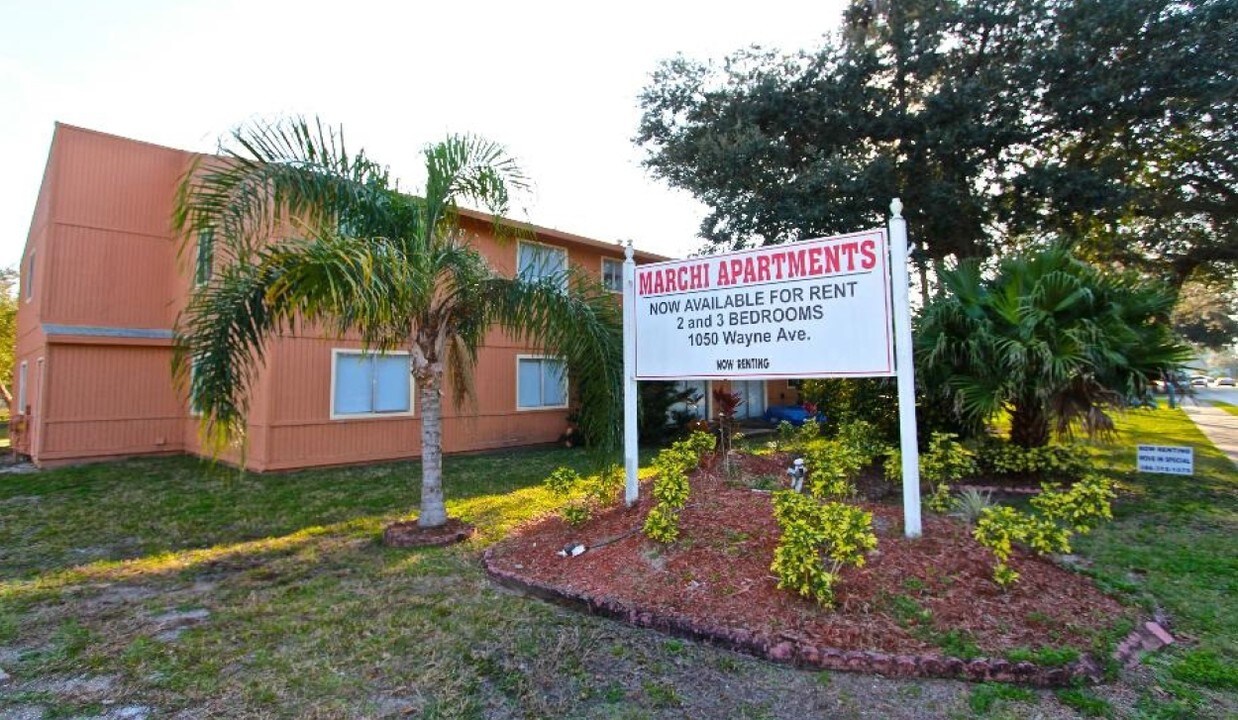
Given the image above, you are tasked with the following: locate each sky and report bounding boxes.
[0,0,848,267]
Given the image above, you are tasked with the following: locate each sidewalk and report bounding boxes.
[1180,403,1238,470]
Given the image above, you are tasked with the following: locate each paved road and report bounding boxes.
[1178,386,1238,469]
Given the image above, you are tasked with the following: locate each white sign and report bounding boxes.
[1136,445,1194,475]
[631,229,893,380]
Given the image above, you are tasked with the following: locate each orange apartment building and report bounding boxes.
[12,123,796,470]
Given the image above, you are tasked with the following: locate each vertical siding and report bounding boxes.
[51,126,188,239]
[16,124,654,471]
[42,125,189,329]
[37,343,185,461]
[253,218,631,471]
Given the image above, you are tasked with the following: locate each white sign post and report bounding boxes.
[888,200,922,537]
[621,200,923,537]
[622,241,639,505]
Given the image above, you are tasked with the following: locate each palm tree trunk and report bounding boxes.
[1009,400,1050,449]
[417,369,448,528]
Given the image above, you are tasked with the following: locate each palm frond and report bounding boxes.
[482,269,624,452]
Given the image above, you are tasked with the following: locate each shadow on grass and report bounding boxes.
[0,447,614,583]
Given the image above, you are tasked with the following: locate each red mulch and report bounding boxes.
[486,453,1131,658]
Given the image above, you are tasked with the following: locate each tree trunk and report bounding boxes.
[417,367,448,528]
[1009,400,1050,449]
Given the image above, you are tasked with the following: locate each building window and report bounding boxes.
[331,350,413,418]
[24,252,34,301]
[17,361,27,413]
[195,229,214,286]
[602,257,623,293]
[517,240,568,288]
[517,356,567,410]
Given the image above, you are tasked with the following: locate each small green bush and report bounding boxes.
[925,483,954,514]
[642,432,714,543]
[1030,474,1116,534]
[799,420,891,500]
[885,431,977,485]
[973,474,1116,587]
[543,464,625,527]
[770,491,877,607]
[975,440,1090,481]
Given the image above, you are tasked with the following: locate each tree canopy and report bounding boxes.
[636,0,1236,285]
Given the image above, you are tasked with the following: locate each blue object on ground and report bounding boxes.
[763,405,827,427]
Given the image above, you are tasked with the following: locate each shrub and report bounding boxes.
[770,491,877,607]
[1030,475,1116,533]
[975,440,1090,482]
[797,378,899,443]
[544,464,624,527]
[799,420,890,500]
[885,432,977,486]
[776,418,821,453]
[972,474,1116,587]
[642,432,714,543]
[925,483,954,514]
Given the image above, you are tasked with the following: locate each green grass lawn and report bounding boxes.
[1210,400,1238,417]
[1071,406,1238,717]
[0,411,1234,718]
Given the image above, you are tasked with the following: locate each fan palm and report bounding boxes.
[173,117,623,528]
[917,246,1190,447]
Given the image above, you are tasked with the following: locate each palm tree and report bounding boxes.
[173,117,623,528]
[917,246,1190,448]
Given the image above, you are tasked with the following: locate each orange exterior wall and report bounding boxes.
[15,123,661,471]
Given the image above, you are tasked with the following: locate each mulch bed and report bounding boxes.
[484,453,1138,685]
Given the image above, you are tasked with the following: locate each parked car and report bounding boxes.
[764,405,827,427]
[1191,376,1210,387]
[1215,376,1235,387]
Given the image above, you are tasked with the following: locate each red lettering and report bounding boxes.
[860,239,877,269]
[788,250,807,277]
[729,259,744,284]
[808,247,824,275]
[756,254,771,282]
[771,252,788,279]
[690,262,709,289]
[676,266,688,291]
[639,272,652,295]
[716,260,731,286]
[742,257,757,283]
[841,242,858,270]
[822,245,840,273]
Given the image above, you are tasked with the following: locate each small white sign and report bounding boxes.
[631,229,893,380]
[1136,445,1194,475]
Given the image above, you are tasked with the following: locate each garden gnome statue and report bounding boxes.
[787,458,806,493]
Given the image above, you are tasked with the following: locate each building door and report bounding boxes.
[731,380,766,420]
